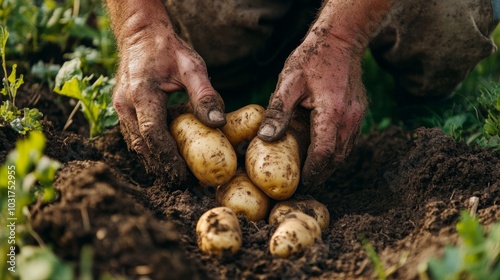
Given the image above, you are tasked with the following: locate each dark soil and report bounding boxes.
[1,83,500,279]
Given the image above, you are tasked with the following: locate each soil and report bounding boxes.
[2,83,500,280]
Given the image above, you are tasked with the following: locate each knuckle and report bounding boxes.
[112,92,130,113]
[313,142,336,161]
[347,102,367,124]
[128,85,148,105]
[180,55,207,76]
[194,87,218,102]
[113,98,125,113]
[264,100,291,122]
[130,137,145,154]
[138,119,157,134]
[333,152,347,166]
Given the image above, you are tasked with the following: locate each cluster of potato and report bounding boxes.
[170,105,330,258]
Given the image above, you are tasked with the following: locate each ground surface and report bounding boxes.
[1,84,500,279]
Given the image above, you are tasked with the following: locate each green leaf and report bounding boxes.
[0,100,19,122]
[7,131,46,176]
[10,118,25,133]
[7,64,17,85]
[54,58,83,90]
[35,156,61,185]
[424,212,500,279]
[101,107,119,128]
[457,213,485,247]
[428,247,462,280]
[54,76,83,99]
[31,60,61,81]
[54,60,117,138]
[18,246,73,280]
[20,107,43,133]
[0,25,8,59]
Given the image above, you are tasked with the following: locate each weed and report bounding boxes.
[422,212,500,280]
[0,131,65,280]
[54,57,117,138]
[477,83,500,134]
[0,26,43,134]
[362,238,387,280]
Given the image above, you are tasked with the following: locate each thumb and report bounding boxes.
[183,69,226,128]
[258,97,293,142]
[258,72,303,142]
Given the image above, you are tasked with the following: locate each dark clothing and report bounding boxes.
[165,0,498,97]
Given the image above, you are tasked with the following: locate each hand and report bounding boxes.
[257,32,367,188]
[112,22,226,185]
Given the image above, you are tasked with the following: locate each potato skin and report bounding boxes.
[170,113,237,186]
[196,207,242,257]
[269,211,322,258]
[245,133,300,200]
[268,199,330,230]
[216,171,271,222]
[220,104,265,150]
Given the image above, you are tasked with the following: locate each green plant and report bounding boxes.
[0,131,64,279]
[477,83,500,132]
[422,212,500,280]
[0,26,43,134]
[360,25,500,142]
[362,238,387,280]
[469,82,500,150]
[16,245,73,280]
[361,236,409,280]
[54,57,117,138]
[0,0,117,84]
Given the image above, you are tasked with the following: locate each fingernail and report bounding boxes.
[259,124,276,138]
[208,110,224,123]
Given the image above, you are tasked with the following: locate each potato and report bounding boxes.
[269,211,322,258]
[170,113,237,186]
[196,207,242,256]
[268,199,330,230]
[245,132,300,200]
[216,171,271,222]
[220,104,265,150]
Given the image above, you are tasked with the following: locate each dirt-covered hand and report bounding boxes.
[257,0,393,188]
[257,31,367,188]
[112,21,226,185]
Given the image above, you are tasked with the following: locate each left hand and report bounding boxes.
[257,30,367,188]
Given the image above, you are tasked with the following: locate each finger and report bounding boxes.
[132,88,189,184]
[302,98,365,187]
[114,95,154,168]
[258,70,306,142]
[179,58,226,128]
[301,105,339,188]
[314,123,360,184]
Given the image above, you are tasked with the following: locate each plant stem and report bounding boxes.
[0,26,12,102]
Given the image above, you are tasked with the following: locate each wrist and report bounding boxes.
[309,0,394,56]
[107,0,175,45]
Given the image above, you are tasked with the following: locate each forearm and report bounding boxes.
[104,0,174,46]
[311,0,394,55]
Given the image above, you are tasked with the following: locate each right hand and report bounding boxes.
[112,22,226,185]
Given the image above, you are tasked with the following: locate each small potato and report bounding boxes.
[196,207,242,257]
[216,171,271,222]
[220,104,265,151]
[245,133,300,200]
[269,211,322,258]
[268,199,330,230]
[170,113,237,186]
